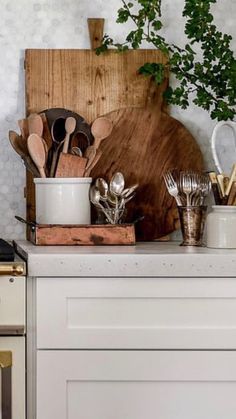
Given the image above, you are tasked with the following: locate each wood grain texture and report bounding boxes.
[25,47,168,235]
[91,104,204,241]
[30,224,135,245]
[87,18,105,49]
[40,112,53,149]
[25,48,168,123]
[55,153,88,177]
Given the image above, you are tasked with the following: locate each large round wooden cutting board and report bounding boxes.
[91,106,204,241]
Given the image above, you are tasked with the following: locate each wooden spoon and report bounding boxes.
[91,117,113,149]
[84,146,97,170]
[85,117,113,170]
[8,131,40,177]
[28,114,49,168]
[9,130,28,157]
[84,149,102,177]
[50,117,66,177]
[62,117,77,153]
[28,113,44,137]
[27,134,46,178]
[17,119,29,140]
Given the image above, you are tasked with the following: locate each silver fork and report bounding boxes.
[199,174,212,205]
[180,172,192,206]
[163,172,182,206]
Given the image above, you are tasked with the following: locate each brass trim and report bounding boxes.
[0,264,24,276]
[0,351,12,368]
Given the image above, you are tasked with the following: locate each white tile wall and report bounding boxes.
[0,0,235,239]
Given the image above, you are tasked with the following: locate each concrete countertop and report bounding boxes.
[15,240,236,278]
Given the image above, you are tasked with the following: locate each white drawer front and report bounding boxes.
[37,277,236,349]
[37,350,236,419]
[0,276,25,328]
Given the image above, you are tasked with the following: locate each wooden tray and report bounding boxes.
[29,223,136,246]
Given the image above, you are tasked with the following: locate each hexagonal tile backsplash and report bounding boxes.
[0,0,235,240]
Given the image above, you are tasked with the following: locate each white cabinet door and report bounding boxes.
[0,337,25,419]
[37,350,236,419]
[37,276,236,349]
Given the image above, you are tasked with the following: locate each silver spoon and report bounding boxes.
[118,184,138,209]
[110,172,125,196]
[95,178,110,208]
[70,146,83,157]
[121,184,139,198]
[89,186,113,224]
[109,172,125,213]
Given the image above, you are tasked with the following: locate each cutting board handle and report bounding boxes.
[87,18,105,50]
[87,18,168,112]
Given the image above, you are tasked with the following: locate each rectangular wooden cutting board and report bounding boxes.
[25,50,167,124]
[24,19,168,237]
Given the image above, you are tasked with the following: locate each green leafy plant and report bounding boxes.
[96,0,236,121]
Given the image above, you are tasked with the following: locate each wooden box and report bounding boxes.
[29,223,136,246]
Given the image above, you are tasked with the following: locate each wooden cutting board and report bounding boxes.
[24,19,168,234]
[91,83,204,241]
[24,18,203,241]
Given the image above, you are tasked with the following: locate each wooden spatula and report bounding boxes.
[55,154,88,177]
[27,133,46,178]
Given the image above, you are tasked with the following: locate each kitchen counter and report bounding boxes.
[15,240,236,277]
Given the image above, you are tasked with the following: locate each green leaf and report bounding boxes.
[152,20,162,31]
[95,0,236,121]
[139,62,165,84]
[117,8,130,23]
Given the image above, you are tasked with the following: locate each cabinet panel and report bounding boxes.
[0,337,25,419]
[37,350,236,419]
[0,276,25,327]
[37,277,236,349]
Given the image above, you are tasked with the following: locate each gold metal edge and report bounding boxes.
[0,351,12,368]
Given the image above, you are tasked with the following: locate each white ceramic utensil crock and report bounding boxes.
[206,205,236,248]
[34,177,92,225]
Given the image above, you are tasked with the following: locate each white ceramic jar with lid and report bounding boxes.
[206,205,236,248]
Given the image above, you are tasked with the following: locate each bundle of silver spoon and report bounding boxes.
[90,172,138,224]
[163,170,211,206]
